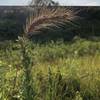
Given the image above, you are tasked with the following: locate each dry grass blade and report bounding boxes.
[25,7,78,36]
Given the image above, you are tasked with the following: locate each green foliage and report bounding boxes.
[18,36,35,100]
[0,19,22,40]
[0,38,100,100]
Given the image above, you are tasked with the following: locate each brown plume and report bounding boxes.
[25,7,78,36]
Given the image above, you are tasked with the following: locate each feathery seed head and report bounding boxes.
[25,7,78,37]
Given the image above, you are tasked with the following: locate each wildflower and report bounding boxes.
[0,60,3,66]
[0,60,2,64]
[8,64,12,68]
[74,51,78,55]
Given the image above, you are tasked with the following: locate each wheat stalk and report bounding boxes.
[25,7,78,36]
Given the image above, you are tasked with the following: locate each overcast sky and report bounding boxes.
[0,0,100,6]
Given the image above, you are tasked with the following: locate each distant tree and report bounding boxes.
[29,0,59,6]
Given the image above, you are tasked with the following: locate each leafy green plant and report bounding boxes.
[18,36,35,100]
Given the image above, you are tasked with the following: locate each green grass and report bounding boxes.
[0,38,100,100]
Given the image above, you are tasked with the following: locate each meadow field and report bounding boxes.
[0,37,100,100]
[0,4,100,100]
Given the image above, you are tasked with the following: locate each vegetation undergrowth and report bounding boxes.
[0,37,100,100]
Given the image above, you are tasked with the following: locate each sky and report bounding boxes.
[0,0,100,6]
